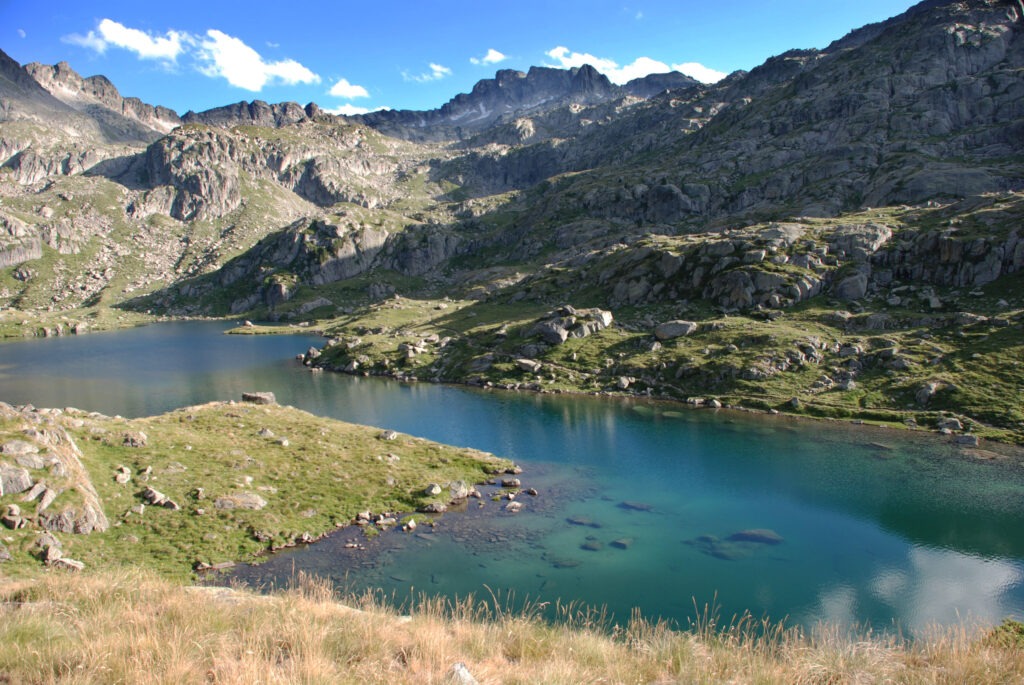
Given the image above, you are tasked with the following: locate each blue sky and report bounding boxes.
[1,1,917,116]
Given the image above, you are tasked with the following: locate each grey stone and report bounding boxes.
[214,493,267,510]
[654,320,698,340]
[937,417,963,432]
[448,480,470,500]
[514,358,543,373]
[241,392,276,405]
[448,662,479,685]
[0,464,33,496]
[122,431,148,448]
[424,483,442,497]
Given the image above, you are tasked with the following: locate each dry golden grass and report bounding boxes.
[1,570,1023,684]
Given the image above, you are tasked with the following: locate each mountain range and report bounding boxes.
[0,0,1022,439]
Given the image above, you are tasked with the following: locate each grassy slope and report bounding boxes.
[0,401,510,580]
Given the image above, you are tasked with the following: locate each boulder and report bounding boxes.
[241,391,276,405]
[833,272,868,301]
[0,541,10,562]
[727,528,784,544]
[419,502,447,514]
[1,440,40,457]
[214,493,267,511]
[0,464,33,496]
[937,417,963,432]
[122,431,148,448]
[424,483,442,497]
[514,358,543,373]
[448,480,470,500]
[654,320,698,340]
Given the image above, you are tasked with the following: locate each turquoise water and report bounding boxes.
[2,321,1023,634]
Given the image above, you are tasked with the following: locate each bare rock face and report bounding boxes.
[0,403,109,535]
[24,60,180,139]
[142,128,243,221]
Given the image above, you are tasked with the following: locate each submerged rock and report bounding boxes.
[726,529,784,545]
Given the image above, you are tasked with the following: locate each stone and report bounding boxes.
[420,502,447,514]
[619,501,654,512]
[51,557,85,572]
[449,480,470,500]
[616,376,632,390]
[567,515,600,528]
[504,501,523,513]
[514,358,543,373]
[833,272,868,301]
[580,539,603,551]
[610,538,634,550]
[501,477,521,488]
[937,417,963,432]
[727,529,784,544]
[0,542,10,562]
[21,481,46,502]
[1,440,39,457]
[122,431,148,448]
[654,320,698,340]
[38,488,58,511]
[379,430,399,441]
[0,464,33,496]
[916,382,942,406]
[114,465,132,484]
[214,493,267,510]
[424,483,442,497]
[448,662,479,685]
[241,392,276,405]
[954,434,980,447]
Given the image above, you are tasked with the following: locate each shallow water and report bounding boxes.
[2,321,1023,634]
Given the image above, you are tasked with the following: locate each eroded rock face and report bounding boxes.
[0,403,109,535]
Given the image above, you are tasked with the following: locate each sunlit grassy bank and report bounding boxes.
[2,570,1023,684]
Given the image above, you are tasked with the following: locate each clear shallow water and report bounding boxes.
[2,321,1024,634]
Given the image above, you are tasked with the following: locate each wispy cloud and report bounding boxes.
[17,29,26,39]
[671,61,728,84]
[470,49,506,66]
[196,30,319,91]
[403,62,452,83]
[63,18,321,93]
[63,18,188,61]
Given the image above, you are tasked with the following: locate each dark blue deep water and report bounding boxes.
[2,321,1023,635]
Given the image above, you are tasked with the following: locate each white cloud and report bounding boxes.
[64,19,187,61]
[323,104,372,116]
[470,49,506,66]
[328,78,369,99]
[671,61,728,84]
[17,29,26,39]
[546,46,671,85]
[197,29,320,91]
[403,62,452,83]
[546,46,727,85]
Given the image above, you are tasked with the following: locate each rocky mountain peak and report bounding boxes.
[24,58,180,139]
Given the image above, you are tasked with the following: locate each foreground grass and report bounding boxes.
[1,569,1023,684]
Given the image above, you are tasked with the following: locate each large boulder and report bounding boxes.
[0,464,32,497]
[654,320,698,340]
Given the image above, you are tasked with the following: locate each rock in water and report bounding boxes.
[727,529,784,545]
[241,392,276,405]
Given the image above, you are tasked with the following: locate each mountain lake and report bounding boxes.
[2,320,1023,636]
